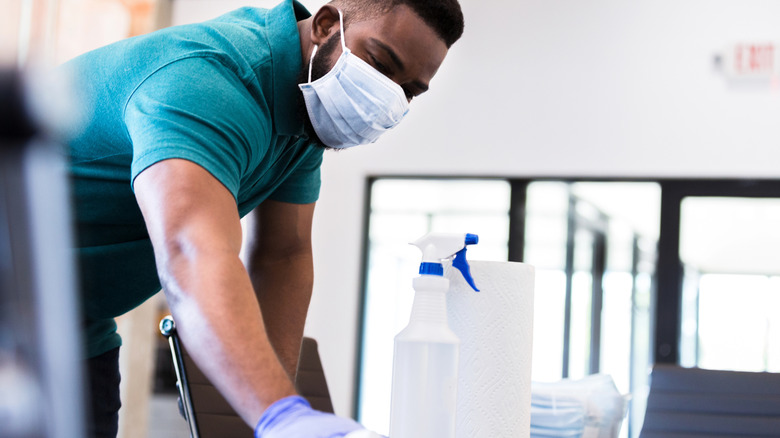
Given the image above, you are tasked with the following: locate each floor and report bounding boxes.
[148,393,190,438]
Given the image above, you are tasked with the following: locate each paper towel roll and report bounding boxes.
[445,261,535,438]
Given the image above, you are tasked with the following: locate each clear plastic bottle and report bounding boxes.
[389,233,479,438]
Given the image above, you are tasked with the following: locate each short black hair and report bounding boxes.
[330,0,464,48]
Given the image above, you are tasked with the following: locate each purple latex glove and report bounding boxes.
[255,395,364,438]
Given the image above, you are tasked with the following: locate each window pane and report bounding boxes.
[680,197,780,373]
[768,277,780,372]
[524,182,568,383]
[698,274,774,372]
[680,197,780,275]
[601,271,633,391]
[600,222,638,395]
[569,230,594,380]
[531,269,566,381]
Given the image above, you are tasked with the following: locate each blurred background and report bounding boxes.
[3,0,780,437]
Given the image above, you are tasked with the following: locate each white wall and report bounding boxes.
[172,0,780,418]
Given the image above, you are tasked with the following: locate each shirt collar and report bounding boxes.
[266,0,311,136]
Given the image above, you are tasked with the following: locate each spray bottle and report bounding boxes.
[389,232,480,438]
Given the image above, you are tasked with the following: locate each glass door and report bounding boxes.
[524,181,660,438]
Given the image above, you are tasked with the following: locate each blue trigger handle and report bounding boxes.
[453,247,479,292]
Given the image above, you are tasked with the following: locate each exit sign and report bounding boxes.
[724,43,777,78]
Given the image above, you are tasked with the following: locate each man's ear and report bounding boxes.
[310,5,341,45]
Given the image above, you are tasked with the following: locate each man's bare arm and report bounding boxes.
[247,200,316,380]
[134,158,296,427]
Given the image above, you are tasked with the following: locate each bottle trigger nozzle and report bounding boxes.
[453,247,479,292]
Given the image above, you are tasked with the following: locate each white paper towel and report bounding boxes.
[445,261,535,438]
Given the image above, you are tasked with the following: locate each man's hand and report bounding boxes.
[255,396,364,438]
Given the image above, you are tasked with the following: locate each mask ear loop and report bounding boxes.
[337,9,346,51]
[306,9,345,83]
[307,44,317,83]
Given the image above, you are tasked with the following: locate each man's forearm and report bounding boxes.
[161,247,297,427]
[249,249,314,380]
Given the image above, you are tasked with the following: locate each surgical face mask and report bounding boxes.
[298,10,409,149]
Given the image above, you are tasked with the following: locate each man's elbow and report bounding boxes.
[152,230,198,278]
[153,232,239,301]
[248,238,313,272]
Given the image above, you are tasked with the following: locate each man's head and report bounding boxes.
[330,0,464,49]
[297,0,464,149]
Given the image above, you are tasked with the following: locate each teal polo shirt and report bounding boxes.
[64,0,323,358]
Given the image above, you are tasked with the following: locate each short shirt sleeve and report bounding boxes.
[125,56,269,198]
[268,143,323,204]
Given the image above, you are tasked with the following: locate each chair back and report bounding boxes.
[159,316,334,437]
[640,364,780,438]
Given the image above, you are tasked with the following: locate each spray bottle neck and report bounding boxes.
[419,262,444,276]
[409,275,450,324]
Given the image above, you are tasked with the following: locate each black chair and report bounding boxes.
[640,364,780,438]
[159,316,335,437]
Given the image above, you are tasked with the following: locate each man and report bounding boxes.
[63,0,463,436]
